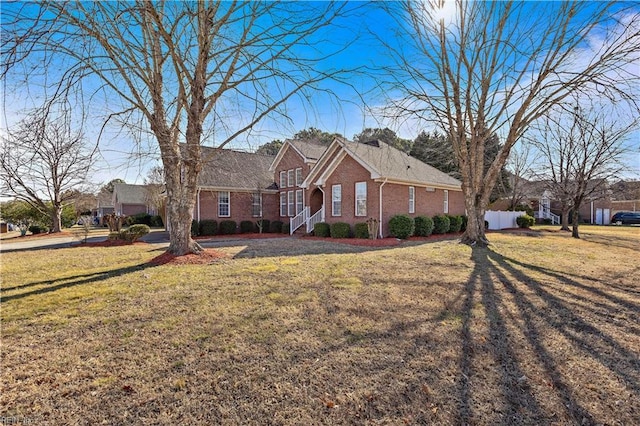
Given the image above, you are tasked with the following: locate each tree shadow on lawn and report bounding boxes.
[453,246,640,424]
[1,262,154,303]
[200,237,408,259]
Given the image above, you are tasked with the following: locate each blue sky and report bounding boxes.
[1,1,638,187]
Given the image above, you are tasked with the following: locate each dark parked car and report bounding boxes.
[611,211,640,225]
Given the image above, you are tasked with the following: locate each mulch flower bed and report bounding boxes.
[149,249,229,265]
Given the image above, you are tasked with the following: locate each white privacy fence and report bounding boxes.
[485,210,526,230]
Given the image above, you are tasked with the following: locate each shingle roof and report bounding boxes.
[342,140,462,189]
[288,139,328,161]
[112,183,149,205]
[198,147,276,191]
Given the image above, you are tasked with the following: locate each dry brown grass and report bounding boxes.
[1,226,639,425]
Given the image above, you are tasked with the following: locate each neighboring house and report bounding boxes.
[271,137,465,236]
[193,148,278,227]
[491,178,639,225]
[112,183,157,216]
[93,190,115,225]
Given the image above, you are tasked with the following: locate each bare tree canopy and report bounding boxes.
[2,1,359,254]
[379,1,640,245]
[1,103,95,232]
[530,103,638,238]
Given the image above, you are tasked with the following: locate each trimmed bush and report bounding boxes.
[330,222,351,238]
[199,220,217,236]
[460,215,468,232]
[270,220,283,233]
[448,215,463,233]
[191,220,200,237]
[414,216,434,237]
[432,215,450,234]
[240,220,256,233]
[128,213,152,226]
[485,220,489,230]
[126,224,150,241]
[389,214,414,239]
[354,222,369,239]
[282,223,290,234]
[516,214,535,228]
[108,231,120,241]
[219,220,237,235]
[150,215,164,227]
[314,222,330,237]
[28,225,43,235]
[256,219,270,233]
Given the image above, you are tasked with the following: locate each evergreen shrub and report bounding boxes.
[388,214,414,239]
[433,215,450,234]
[219,220,237,235]
[199,220,217,236]
[314,222,330,237]
[414,216,434,237]
[330,222,350,238]
[354,222,369,239]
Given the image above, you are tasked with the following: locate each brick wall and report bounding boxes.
[197,190,279,224]
[121,204,148,216]
[320,154,465,236]
[274,144,308,219]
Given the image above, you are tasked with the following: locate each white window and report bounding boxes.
[252,193,262,217]
[295,189,303,215]
[287,169,294,188]
[280,171,286,189]
[280,193,287,217]
[295,168,303,186]
[332,184,342,216]
[287,191,294,217]
[409,186,415,214]
[444,190,449,214]
[355,182,367,216]
[218,191,230,217]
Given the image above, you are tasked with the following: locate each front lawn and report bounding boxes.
[1,226,639,425]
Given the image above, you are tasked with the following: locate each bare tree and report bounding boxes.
[505,143,533,211]
[379,1,640,245]
[531,104,637,238]
[2,1,358,255]
[0,104,95,233]
[143,165,165,219]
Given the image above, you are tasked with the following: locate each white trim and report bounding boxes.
[409,186,415,214]
[331,184,342,216]
[252,193,262,217]
[379,178,387,238]
[280,192,287,217]
[295,167,303,186]
[197,189,201,222]
[374,178,461,191]
[355,181,367,217]
[197,185,278,194]
[287,190,294,217]
[313,150,348,187]
[218,191,231,217]
[295,189,304,215]
[301,139,343,188]
[287,169,294,188]
[443,190,449,214]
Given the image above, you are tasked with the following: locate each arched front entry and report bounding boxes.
[309,188,323,215]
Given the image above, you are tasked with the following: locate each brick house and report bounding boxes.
[270,137,464,237]
[112,183,157,216]
[182,137,465,237]
[193,148,279,229]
